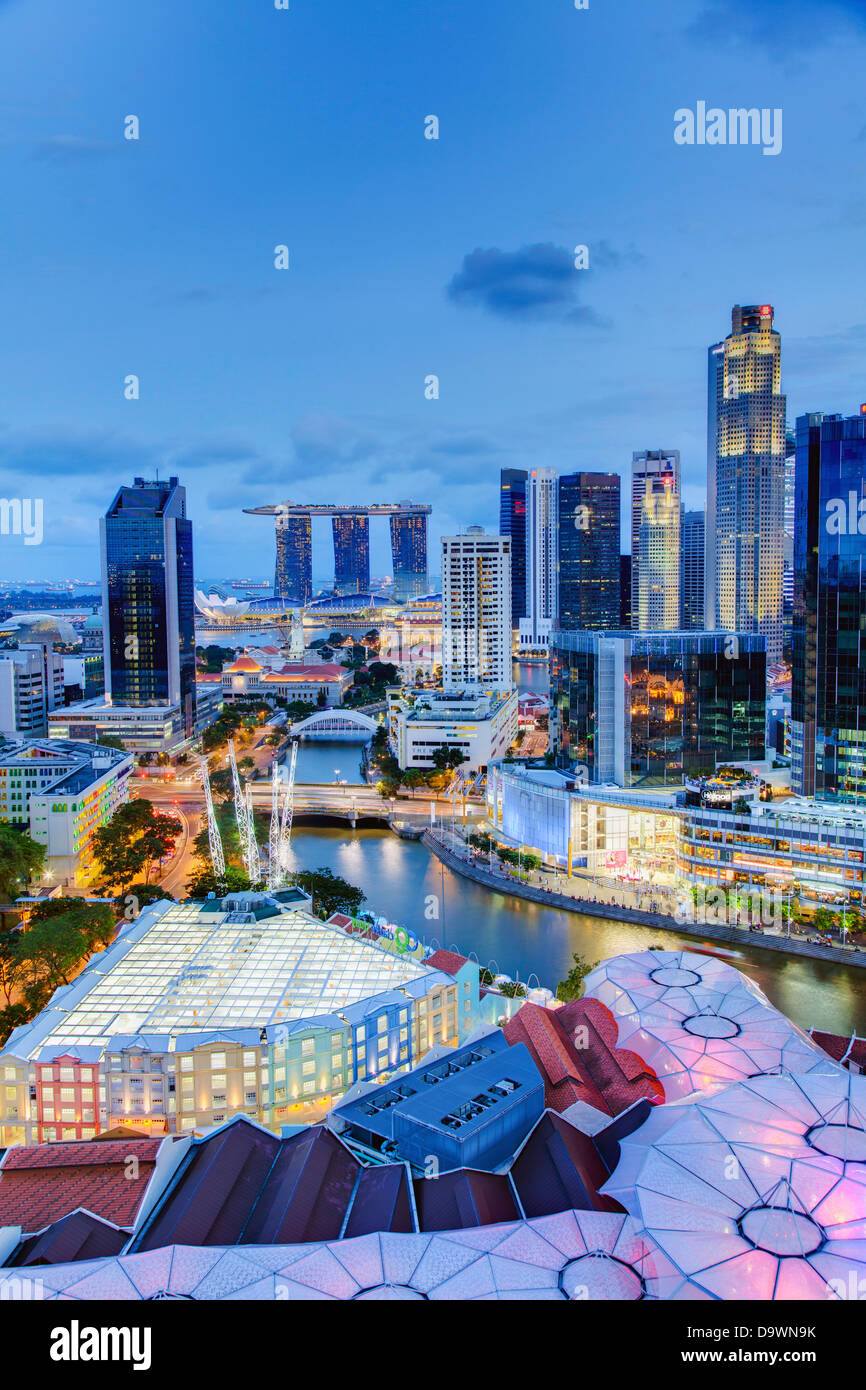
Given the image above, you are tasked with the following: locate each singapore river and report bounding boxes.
[285,664,866,1035]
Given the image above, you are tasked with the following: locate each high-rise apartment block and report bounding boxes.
[519,468,558,654]
[441,529,512,692]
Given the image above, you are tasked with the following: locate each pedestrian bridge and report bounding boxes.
[290,708,379,739]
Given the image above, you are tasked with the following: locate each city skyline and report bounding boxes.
[1,0,866,579]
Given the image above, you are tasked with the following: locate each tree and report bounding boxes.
[556,952,598,1003]
[0,933,24,1008]
[96,735,126,752]
[92,800,180,891]
[403,769,426,798]
[0,824,46,901]
[29,898,116,951]
[17,917,90,990]
[289,868,365,918]
[113,884,174,916]
[185,865,254,899]
[209,768,234,802]
[431,743,467,771]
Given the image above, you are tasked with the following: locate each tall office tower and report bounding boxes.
[631,450,681,631]
[332,513,370,595]
[680,509,706,630]
[782,427,796,656]
[557,472,621,629]
[619,555,632,627]
[499,469,528,628]
[518,467,558,653]
[274,511,313,605]
[706,304,786,664]
[100,476,197,735]
[390,505,428,601]
[791,409,866,802]
[441,529,512,692]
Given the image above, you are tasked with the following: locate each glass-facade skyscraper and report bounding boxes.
[100,476,197,735]
[274,512,313,605]
[631,450,681,631]
[681,509,705,630]
[499,468,527,628]
[551,629,766,787]
[390,508,428,601]
[791,408,866,802]
[557,472,620,630]
[706,305,786,664]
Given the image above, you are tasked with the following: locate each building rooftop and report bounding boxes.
[1,895,447,1062]
[0,1138,162,1234]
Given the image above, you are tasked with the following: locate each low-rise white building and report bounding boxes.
[0,739,133,887]
[389,687,518,773]
[221,650,354,706]
[48,684,222,754]
[0,644,64,739]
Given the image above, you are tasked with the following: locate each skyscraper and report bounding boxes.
[631,450,681,631]
[681,510,705,630]
[100,476,197,736]
[390,506,428,602]
[274,511,313,605]
[557,472,621,629]
[791,408,866,802]
[499,469,528,628]
[619,555,632,627]
[332,514,370,595]
[706,304,786,664]
[519,468,558,654]
[441,529,512,691]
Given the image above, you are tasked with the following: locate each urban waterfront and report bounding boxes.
[283,822,866,1037]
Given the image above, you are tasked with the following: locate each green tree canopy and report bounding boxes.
[0,824,46,901]
[289,868,365,918]
[92,800,180,891]
[185,865,256,899]
[556,952,598,1003]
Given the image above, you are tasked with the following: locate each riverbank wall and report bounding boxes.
[422,832,866,971]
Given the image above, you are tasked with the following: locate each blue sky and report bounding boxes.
[1,0,865,582]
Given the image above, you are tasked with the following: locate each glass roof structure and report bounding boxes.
[4,899,432,1058]
[585,950,834,1100]
[0,1210,661,1301]
[605,1071,866,1300]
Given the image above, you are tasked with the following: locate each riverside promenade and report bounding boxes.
[422,830,866,971]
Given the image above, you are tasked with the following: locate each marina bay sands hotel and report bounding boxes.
[244,501,431,605]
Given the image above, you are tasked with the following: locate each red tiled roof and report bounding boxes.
[224,656,264,673]
[262,664,347,682]
[425,949,469,977]
[811,1029,866,1070]
[327,913,353,929]
[503,998,664,1116]
[0,1139,162,1233]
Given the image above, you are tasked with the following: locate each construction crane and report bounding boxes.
[199,756,225,877]
[245,782,261,885]
[278,741,299,880]
[228,739,260,883]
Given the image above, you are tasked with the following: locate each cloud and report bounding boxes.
[687,0,866,53]
[446,243,606,325]
[290,413,380,469]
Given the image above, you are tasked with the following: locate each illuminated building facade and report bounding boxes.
[557,472,621,630]
[0,892,478,1146]
[390,508,429,601]
[100,476,197,737]
[441,529,512,692]
[274,511,313,605]
[631,450,681,632]
[332,513,371,595]
[706,305,786,664]
[551,629,766,787]
[791,409,866,802]
[519,468,559,654]
[499,468,528,628]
